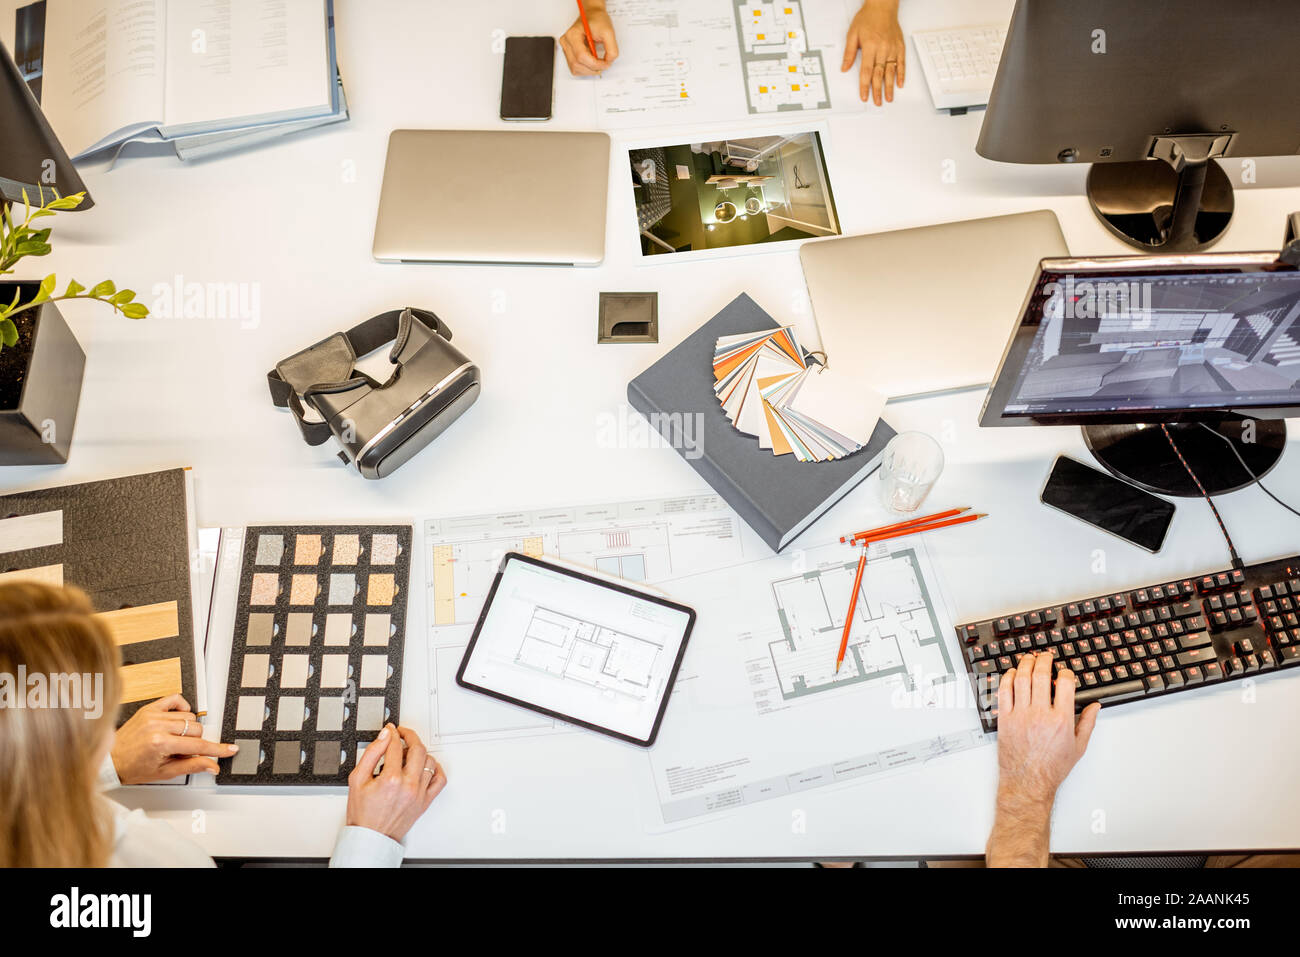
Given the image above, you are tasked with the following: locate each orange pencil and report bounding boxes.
[852,513,986,547]
[836,546,868,674]
[834,512,988,673]
[840,507,970,544]
[576,0,599,59]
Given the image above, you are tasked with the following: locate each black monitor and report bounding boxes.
[981,253,1300,497]
[976,0,1299,253]
[0,38,90,208]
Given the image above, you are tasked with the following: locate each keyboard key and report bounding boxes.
[1075,679,1147,706]
[1184,665,1204,685]
[1177,631,1211,650]
[1144,674,1165,693]
[1280,646,1300,665]
[1165,670,1185,689]
[1202,661,1223,682]
[1175,647,1218,668]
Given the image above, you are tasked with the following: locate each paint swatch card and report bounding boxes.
[0,469,200,725]
[713,327,884,462]
[216,525,412,786]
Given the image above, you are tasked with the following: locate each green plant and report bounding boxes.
[0,189,149,352]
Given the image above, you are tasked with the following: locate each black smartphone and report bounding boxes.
[501,36,555,121]
[1040,455,1176,553]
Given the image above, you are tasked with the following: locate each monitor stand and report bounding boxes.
[1082,415,1286,497]
[1086,158,1234,253]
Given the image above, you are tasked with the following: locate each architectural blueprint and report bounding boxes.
[423,495,755,743]
[641,537,987,827]
[515,608,663,702]
[597,0,859,129]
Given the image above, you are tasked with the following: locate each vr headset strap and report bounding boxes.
[267,307,453,447]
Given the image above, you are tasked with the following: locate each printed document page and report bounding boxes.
[640,536,988,828]
[162,0,333,135]
[598,0,863,129]
[40,0,167,158]
[424,495,758,744]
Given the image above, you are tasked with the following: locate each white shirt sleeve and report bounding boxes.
[328,826,405,868]
[98,753,121,791]
[105,798,215,868]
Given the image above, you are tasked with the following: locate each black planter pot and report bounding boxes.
[0,280,85,465]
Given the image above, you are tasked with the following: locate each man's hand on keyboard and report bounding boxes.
[986,652,1100,867]
[841,0,905,106]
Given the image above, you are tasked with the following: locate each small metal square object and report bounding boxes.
[598,292,658,344]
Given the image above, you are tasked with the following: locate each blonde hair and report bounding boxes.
[0,583,121,867]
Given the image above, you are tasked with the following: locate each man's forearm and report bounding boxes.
[986,789,1054,868]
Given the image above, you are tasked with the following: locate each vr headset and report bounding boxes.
[268,307,480,479]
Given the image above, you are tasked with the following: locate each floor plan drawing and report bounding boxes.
[768,548,953,700]
[424,495,755,743]
[642,537,987,827]
[597,0,856,129]
[517,608,663,701]
[734,2,831,113]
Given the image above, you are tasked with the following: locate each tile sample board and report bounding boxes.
[215,525,412,785]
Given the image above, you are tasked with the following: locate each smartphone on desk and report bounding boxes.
[1040,455,1175,553]
[501,36,555,121]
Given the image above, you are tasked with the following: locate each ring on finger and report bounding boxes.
[180,719,189,738]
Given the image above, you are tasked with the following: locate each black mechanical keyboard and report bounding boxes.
[956,555,1300,733]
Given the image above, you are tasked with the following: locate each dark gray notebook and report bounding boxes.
[628,293,895,552]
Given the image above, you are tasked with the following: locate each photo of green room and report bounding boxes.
[629,131,841,257]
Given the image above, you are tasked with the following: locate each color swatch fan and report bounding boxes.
[713,327,884,462]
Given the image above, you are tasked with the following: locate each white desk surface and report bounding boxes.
[4,0,1300,860]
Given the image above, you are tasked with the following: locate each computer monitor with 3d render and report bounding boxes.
[976,0,1299,252]
[981,253,1300,497]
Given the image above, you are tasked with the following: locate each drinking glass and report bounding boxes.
[879,431,945,514]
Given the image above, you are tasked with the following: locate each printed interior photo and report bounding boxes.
[629,130,840,257]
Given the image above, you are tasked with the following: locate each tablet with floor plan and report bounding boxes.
[456,553,696,747]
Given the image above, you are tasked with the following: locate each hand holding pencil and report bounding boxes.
[561,1,620,76]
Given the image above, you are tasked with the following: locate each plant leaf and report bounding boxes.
[120,302,149,319]
[63,279,85,298]
[110,289,136,305]
[14,241,52,257]
[0,317,17,348]
[89,279,116,298]
[46,194,85,211]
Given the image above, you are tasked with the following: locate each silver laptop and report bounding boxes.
[800,210,1069,399]
[373,130,610,266]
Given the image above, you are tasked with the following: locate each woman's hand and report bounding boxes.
[842,0,906,106]
[560,1,619,76]
[346,725,447,843]
[111,694,237,783]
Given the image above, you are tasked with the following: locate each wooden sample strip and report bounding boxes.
[0,564,64,587]
[95,602,181,646]
[119,658,183,703]
[0,510,63,554]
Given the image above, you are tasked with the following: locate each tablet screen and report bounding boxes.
[457,554,695,746]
